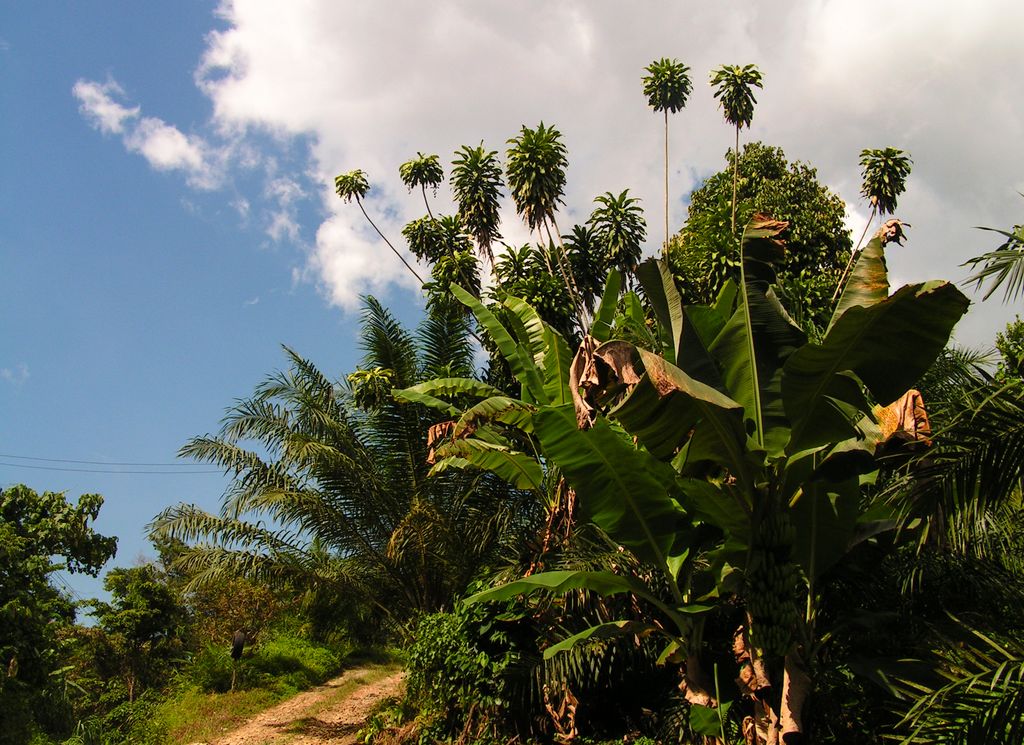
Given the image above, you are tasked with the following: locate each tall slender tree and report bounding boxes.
[399,152,444,219]
[450,144,504,263]
[710,63,764,237]
[506,122,586,325]
[832,147,912,301]
[335,169,423,284]
[642,58,692,250]
[587,190,647,279]
[151,300,526,623]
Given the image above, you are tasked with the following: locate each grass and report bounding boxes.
[156,686,282,744]
[148,631,403,745]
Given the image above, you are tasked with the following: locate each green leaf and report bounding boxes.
[543,620,663,659]
[454,396,535,436]
[452,284,547,403]
[710,219,806,455]
[608,348,756,491]
[828,233,889,332]
[466,569,653,604]
[636,258,685,363]
[784,281,970,452]
[502,294,547,367]
[591,269,622,342]
[542,326,573,406]
[790,475,861,578]
[465,569,706,634]
[395,377,505,415]
[676,477,751,541]
[690,702,732,738]
[534,404,687,579]
[432,438,543,491]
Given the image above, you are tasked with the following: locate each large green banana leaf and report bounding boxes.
[394,377,505,416]
[636,259,685,363]
[432,438,543,491]
[636,258,725,389]
[534,404,688,581]
[502,294,547,368]
[607,348,757,492]
[542,326,573,406]
[708,219,806,455]
[452,285,547,403]
[453,396,535,436]
[784,280,970,453]
[828,233,889,332]
[590,270,623,342]
[542,620,664,659]
[464,569,705,634]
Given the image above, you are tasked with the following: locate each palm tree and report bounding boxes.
[587,190,647,279]
[450,143,504,263]
[832,147,912,301]
[399,152,444,219]
[506,122,586,326]
[150,300,529,625]
[642,58,692,251]
[709,64,764,237]
[335,169,423,284]
[963,195,1024,302]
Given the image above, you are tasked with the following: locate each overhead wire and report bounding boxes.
[0,462,223,474]
[0,453,209,467]
[0,452,223,474]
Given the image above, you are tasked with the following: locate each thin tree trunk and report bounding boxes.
[664,109,670,251]
[421,185,434,220]
[543,219,589,328]
[831,205,877,303]
[356,198,424,284]
[731,125,740,238]
[549,216,592,329]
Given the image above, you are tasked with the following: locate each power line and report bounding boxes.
[0,453,206,467]
[0,462,223,474]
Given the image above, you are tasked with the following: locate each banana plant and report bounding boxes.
[435,214,967,744]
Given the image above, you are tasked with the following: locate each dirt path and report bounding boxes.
[204,665,405,745]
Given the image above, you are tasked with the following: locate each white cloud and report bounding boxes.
[74,78,221,189]
[1,363,29,386]
[73,79,139,134]
[76,1,1024,342]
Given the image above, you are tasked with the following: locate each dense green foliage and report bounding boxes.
[0,486,117,744]
[666,141,852,332]
[16,57,1024,745]
[151,299,535,629]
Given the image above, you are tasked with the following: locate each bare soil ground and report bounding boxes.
[199,665,404,745]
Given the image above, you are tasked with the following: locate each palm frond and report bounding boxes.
[884,380,1024,559]
[963,219,1024,302]
[897,617,1024,745]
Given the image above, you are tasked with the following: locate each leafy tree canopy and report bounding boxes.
[666,141,852,331]
[0,485,116,739]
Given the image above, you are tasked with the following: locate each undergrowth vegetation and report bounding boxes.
[7,52,1024,745]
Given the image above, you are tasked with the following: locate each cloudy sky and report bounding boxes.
[2,0,1022,601]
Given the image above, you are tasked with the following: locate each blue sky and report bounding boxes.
[2,1,1022,606]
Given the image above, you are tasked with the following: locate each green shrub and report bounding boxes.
[181,631,346,696]
[405,602,530,744]
[248,633,343,693]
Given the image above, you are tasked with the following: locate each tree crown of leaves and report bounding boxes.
[642,57,693,114]
[588,189,647,273]
[859,147,912,215]
[399,152,444,193]
[334,169,370,203]
[506,122,568,231]
[450,143,504,256]
[710,63,763,130]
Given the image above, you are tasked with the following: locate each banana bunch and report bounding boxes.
[746,511,801,658]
